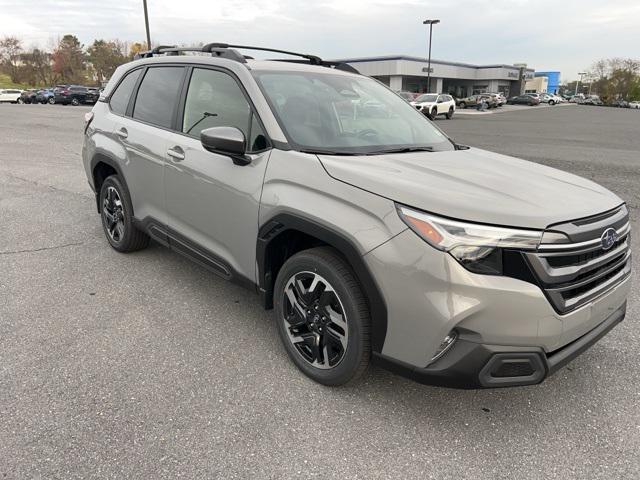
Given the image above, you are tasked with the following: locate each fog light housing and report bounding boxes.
[430,331,458,363]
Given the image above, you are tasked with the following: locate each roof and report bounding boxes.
[331,55,535,72]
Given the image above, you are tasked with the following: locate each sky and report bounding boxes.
[1,0,639,81]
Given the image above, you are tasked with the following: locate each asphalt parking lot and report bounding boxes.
[1,103,639,479]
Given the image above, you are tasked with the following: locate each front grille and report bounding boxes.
[524,206,631,314]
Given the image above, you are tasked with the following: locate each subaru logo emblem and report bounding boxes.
[600,228,618,251]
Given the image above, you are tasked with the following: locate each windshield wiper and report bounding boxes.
[366,146,435,155]
[299,148,360,156]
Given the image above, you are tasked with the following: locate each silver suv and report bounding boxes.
[82,44,631,388]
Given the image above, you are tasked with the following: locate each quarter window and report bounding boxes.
[133,67,185,128]
[182,68,266,151]
[109,69,142,116]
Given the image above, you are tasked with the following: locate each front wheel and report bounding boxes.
[446,107,454,119]
[430,108,438,120]
[99,176,149,252]
[459,102,466,109]
[48,97,55,105]
[274,247,371,386]
[549,100,555,105]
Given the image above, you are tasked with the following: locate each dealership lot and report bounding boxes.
[1,104,639,478]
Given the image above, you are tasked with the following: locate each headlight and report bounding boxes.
[396,205,546,275]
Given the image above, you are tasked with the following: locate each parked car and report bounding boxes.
[410,93,456,119]
[538,93,558,105]
[609,99,629,108]
[54,85,97,105]
[83,44,630,389]
[507,95,540,105]
[36,88,55,104]
[583,97,603,106]
[0,88,22,103]
[18,89,39,104]
[487,92,507,106]
[629,101,640,109]
[456,95,481,109]
[480,94,501,108]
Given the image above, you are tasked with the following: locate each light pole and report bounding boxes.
[575,71,586,96]
[423,19,440,92]
[143,0,151,49]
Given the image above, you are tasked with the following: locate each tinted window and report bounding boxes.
[134,67,184,128]
[109,69,142,116]
[248,113,268,152]
[182,68,252,140]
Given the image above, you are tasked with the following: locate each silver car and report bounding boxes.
[82,44,631,388]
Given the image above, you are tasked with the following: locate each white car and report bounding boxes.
[410,93,456,119]
[0,89,22,103]
[629,101,640,109]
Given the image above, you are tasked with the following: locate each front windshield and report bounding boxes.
[252,70,453,154]
[415,94,438,103]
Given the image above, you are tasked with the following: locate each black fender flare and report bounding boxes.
[257,213,388,353]
[89,153,129,213]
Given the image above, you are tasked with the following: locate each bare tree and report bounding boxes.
[0,36,23,82]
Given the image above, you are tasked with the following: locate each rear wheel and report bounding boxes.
[48,97,55,105]
[71,97,80,106]
[274,247,371,386]
[446,107,454,119]
[99,175,149,252]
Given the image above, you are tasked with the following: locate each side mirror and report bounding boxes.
[437,98,443,103]
[200,126,251,166]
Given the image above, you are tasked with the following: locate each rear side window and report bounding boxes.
[133,67,184,129]
[109,69,142,116]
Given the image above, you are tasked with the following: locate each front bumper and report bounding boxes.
[364,228,631,384]
[373,301,625,388]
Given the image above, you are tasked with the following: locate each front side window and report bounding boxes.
[253,70,452,154]
[133,66,184,128]
[182,69,255,141]
[109,69,142,116]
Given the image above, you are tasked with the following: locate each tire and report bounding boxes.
[71,97,80,106]
[446,107,454,119]
[430,108,438,120]
[274,247,371,386]
[459,102,466,109]
[99,175,149,252]
[549,100,555,105]
[48,97,55,105]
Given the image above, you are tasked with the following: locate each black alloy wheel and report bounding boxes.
[99,176,149,252]
[274,247,371,386]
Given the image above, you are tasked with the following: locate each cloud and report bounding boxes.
[1,0,638,80]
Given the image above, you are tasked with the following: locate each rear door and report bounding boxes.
[162,66,271,281]
[111,65,186,225]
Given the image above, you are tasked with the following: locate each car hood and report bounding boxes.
[318,148,623,229]
[410,101,435,107]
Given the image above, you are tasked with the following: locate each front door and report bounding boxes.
[163,67,271,281]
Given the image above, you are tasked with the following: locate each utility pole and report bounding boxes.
[423,19,440,93]
[143,0,151,49]
[575,72,586,96]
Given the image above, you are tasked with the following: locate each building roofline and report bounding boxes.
[331,55,535,71]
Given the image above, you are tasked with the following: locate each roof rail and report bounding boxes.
[132,43,360,74]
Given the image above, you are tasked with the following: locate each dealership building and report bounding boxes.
[334,55,535,98]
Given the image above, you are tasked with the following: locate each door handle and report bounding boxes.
[116,127,128,139]
[167,147,185,161]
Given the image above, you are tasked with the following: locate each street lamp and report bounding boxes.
[423,19,440,92]
[575,71,586,96]
[143,0,151,49]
